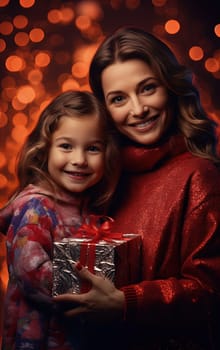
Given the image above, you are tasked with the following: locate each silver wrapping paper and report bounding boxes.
[52,234,141,296]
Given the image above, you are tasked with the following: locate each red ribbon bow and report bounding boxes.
[76,215,123,242]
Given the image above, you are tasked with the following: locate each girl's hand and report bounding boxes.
[53,262,125,322]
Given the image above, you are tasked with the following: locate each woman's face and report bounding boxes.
[101,59,173,146]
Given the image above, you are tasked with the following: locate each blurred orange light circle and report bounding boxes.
[165,19,180,34]
[5,55,25,72]
[189,46,204,61]
[61,78,80,92]
[0,112,8,127]
[75,15,91,30]
[0,0,10,6]
[0,38,6,52]
[71,61,88,78]
[60,7,75,23]
[17,85,36,104]
[0,21,13,35]
[48,9,62,24]
[11,125,29,143]
[35,52,51,67]
[12,96,27,111]
[205,58,219,73]
[27,69,43,85]
[29,28,45,43]
[14,32,30,46]
[77,1,102,20]
[214,24,220,37]
[12,112,28,126]
[19,0,35,8]
[13,15,28,29]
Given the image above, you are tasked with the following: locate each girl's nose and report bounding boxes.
[71,150,87,167]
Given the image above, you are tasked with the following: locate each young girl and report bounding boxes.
[0,90,119,350]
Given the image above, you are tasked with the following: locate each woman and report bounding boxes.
[54,27,220,349]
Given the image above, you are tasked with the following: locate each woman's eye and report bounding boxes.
[111,95,124,104]
[142,83,156,93]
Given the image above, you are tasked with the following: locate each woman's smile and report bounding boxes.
[127,114,160,130]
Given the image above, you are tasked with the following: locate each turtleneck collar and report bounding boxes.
[121,134,187,173]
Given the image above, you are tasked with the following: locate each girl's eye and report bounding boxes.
[59,143,72,150]
[88,144,103,153]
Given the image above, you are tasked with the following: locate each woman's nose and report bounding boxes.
[129,97,146,117]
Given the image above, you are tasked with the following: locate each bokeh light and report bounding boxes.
[214,24,220,38]
[29,28,45,43]
[164,19,180,34]
[189,46,204,61]
[5,55,26,72]
[11,125,29,143]
[17,85,36,104]
[0,0,10,6]
[0,38,6,52]
[35,52,51,67]
[0,21,13,35]
[205,58,219,73]
[13,15,28,29]
[0,3,220,342]
[75,15,91,31]
[60,7,75,23]
[12,112,28,126]
[19,0,35,8]
[47,9,62,24]
[72,61,89,78]
[14,32,30,47]
[27,69,43,85]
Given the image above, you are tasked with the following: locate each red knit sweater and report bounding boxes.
[110,134,220,349]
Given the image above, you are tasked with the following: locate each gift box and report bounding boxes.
[52,216,141,296]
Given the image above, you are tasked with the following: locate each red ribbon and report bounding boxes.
[76,215,123,243]
[75,215,123,293]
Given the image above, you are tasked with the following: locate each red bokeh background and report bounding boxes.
[0,0,220,346]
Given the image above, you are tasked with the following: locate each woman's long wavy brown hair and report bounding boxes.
[89,26,220,164]
[15,90,120,212]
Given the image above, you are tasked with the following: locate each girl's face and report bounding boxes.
[48,115,105,196]
[101,59,172,146]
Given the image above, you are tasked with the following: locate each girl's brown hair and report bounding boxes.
[16,90,120,212]
[89,26,220,163]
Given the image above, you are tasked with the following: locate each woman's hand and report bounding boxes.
[53,262,125,322]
